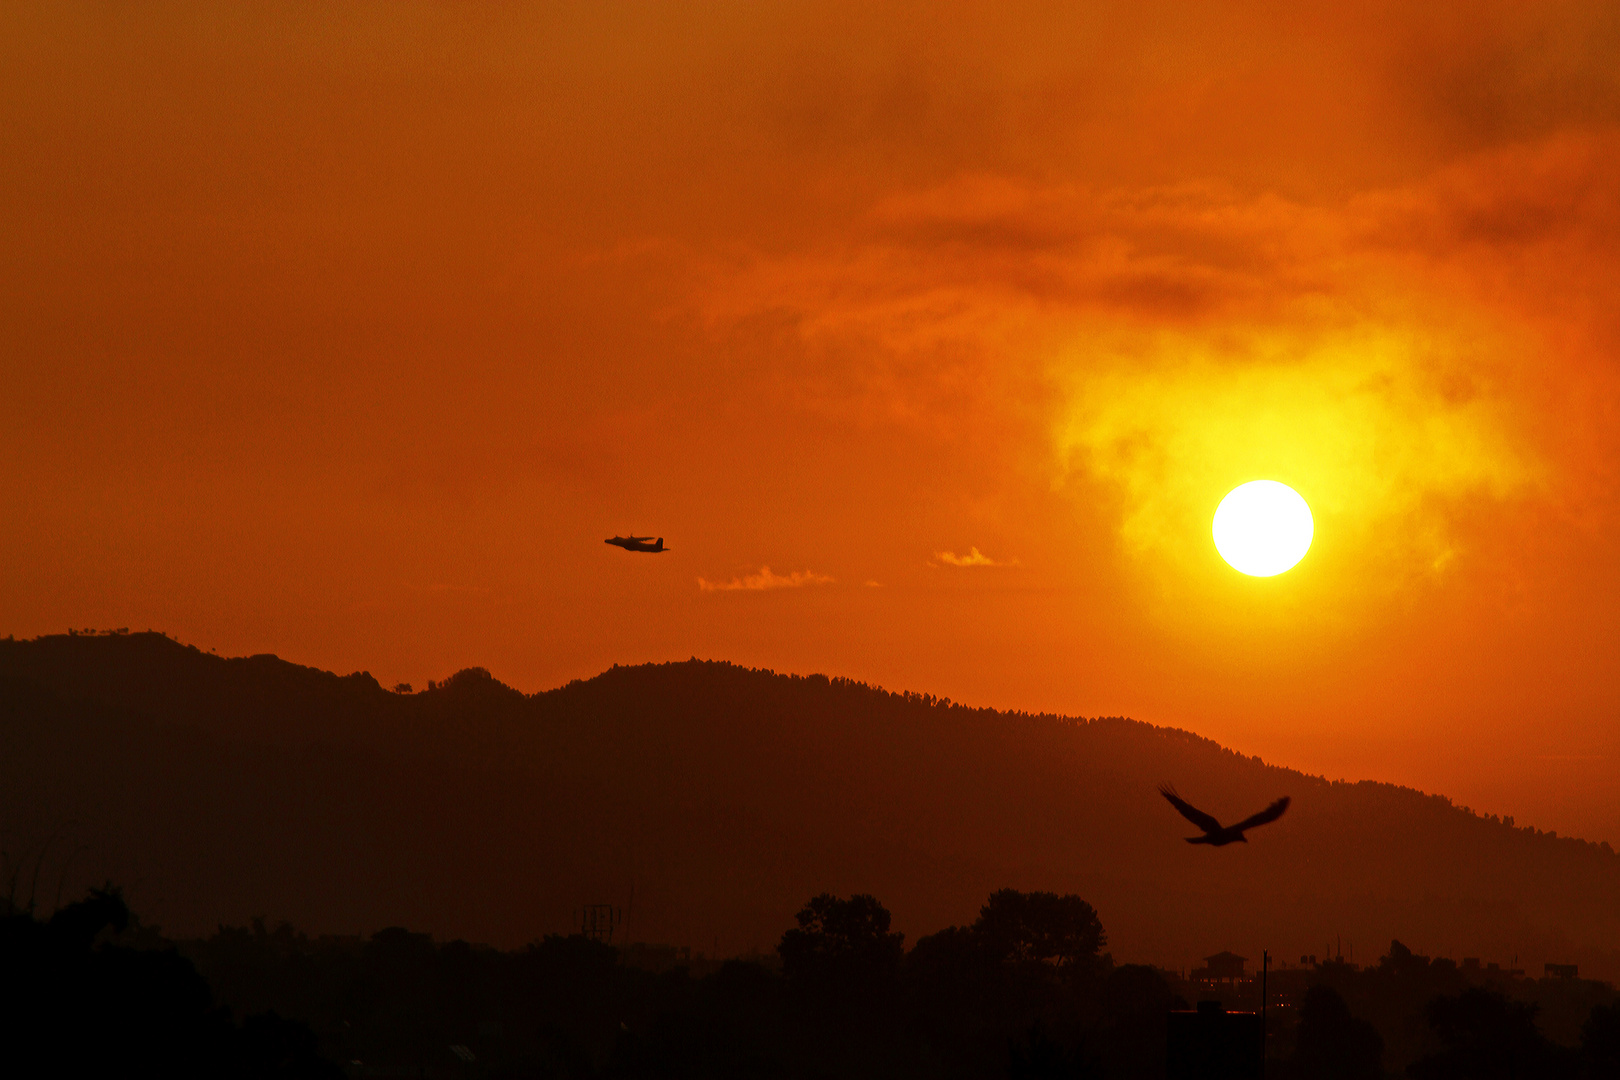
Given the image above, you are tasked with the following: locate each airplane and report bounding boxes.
[605,535,668,553]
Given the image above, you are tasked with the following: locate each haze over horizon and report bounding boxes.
[5,2,1620,848]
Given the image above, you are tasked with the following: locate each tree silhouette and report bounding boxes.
[778,892,904,985]
[899,890,1121,1080]
[1409,988,1575,1080]
[777,893,907,1078]
[1287,985,1382,1080]
[0,886,336,1078]
[972,889,1107,978]
[1581,1003,1620,1079]
[1091,964,1184,1080]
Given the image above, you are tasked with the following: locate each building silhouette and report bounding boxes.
[1167,1000,1262,1079]
[1192,951,1248,986]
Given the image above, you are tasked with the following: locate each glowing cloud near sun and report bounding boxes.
[1050,323,1541,585]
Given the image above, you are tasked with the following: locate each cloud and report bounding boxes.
[697,566,834,592]
[932,547,1018,568]
[697,128,1620,588]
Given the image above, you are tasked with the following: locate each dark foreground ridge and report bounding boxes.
[7,884,1619,1078]
[2,631,1619,981]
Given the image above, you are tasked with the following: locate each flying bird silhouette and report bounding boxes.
[1158,785,1290,846]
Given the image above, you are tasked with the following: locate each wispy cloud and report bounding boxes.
[932,547,1018,568]
[698,566,835,592]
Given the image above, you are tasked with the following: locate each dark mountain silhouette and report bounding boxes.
[3,632,1619,979]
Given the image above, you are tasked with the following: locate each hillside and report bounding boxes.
[2,631,1618,978]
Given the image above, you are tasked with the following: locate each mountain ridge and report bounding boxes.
[2,631,1617,979]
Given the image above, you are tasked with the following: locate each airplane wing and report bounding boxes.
[1231,796,1291,832]
[626,535,653,542]
[1158,784,1223,833]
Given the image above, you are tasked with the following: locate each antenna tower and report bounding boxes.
[581,903,621,944]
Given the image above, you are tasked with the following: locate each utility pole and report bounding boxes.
[1261,949,1269,1077]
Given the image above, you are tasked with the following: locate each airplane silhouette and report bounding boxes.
[1159,785,1290,846]
[605,535,668,553]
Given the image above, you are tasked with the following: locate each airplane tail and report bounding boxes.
[655,538,665,551]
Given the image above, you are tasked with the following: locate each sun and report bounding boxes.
[1212,481,1313,577]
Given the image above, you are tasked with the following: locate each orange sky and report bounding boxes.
[4,2,1620,843]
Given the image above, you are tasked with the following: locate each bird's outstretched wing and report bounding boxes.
[1231,796,1291,833]
[1158,785,1222,833]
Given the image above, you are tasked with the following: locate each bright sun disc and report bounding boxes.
[1212,481,1314,577]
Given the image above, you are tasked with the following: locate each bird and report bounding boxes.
[1158,784,1290,846]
